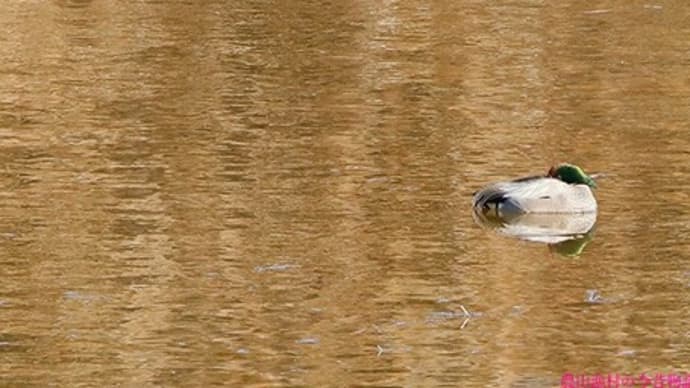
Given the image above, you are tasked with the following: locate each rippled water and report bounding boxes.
[1,1,690,386]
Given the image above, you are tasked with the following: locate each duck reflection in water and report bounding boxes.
[472,209,596,257]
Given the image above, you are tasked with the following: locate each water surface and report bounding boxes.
[1,1,689,386]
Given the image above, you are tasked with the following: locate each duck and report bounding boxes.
[472,163,598,216]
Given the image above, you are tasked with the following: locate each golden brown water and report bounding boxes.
[1,1,690,386]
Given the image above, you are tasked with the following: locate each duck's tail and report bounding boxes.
[472,187,508,214]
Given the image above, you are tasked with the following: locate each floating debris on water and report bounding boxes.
[427,305,482,327]
[295,337,319,345]
[617,349,636,357]
[254,263,299,273]
[63,290,104,303]
[427,311,462,323]
[583,9,611,14]
[585,290,603,304]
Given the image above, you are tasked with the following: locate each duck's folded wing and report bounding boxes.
[505,179,597,213]
[473,178,572,214]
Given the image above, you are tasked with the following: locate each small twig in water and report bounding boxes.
[461,318,470,330]
[376,345,384,357]
[460,305,470,317]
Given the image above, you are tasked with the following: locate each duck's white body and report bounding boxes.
[472,176,597,216]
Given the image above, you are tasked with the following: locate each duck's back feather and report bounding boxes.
[473,177,596,215]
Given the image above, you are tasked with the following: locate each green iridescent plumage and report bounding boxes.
[549,164,597,189]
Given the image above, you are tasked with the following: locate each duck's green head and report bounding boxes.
[548,163,597,188]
